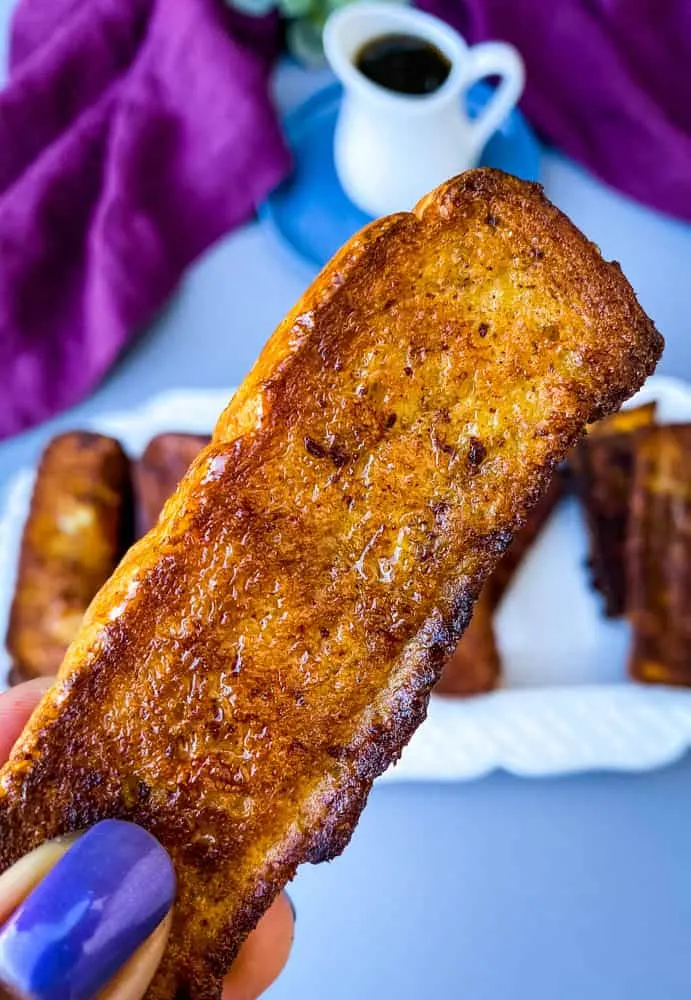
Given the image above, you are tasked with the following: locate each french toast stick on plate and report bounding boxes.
[0,170,662,1000]
[7,432,133,682]
[436,585,500,695]
[134,434,212,536]
[627,424,691,685]
[571,402,657,616]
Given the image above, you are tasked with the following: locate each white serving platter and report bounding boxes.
[2,375,691,781]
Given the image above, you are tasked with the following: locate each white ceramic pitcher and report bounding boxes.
[324,3,525,217]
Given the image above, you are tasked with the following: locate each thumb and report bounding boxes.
[0,820,175,1000]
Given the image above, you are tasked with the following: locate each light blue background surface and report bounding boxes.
[2,7,691,997]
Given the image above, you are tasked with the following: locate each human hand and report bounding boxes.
[0,680,294,1000]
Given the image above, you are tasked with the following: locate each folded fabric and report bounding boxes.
[418,0,691,223]
[0,0,289,440]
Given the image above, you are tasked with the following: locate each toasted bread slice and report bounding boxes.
[6,432,133,682]
[0,170,661,1000]
[436,585,500,695]
[572,402,657,616]
[627,424,691,685]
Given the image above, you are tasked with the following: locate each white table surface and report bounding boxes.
[3,6,691,998]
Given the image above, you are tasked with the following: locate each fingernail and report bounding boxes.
[0,819,175,1000]
[286,893,297,924]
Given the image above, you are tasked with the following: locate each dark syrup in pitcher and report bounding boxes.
[355,33,451,96]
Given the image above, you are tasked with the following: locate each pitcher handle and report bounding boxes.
[463,42,526,157]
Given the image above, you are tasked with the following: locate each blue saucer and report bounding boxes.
[259,81,541,274]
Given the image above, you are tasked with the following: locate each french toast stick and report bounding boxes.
[436,585,500,695]
[571,402,656,616]
[627,425,691,685]
[134,434,211,536]
[6,432,133,682]
[0,170,662,1000]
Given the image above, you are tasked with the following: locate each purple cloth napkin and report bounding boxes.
[0,0,289,440]
[418,0,691,223]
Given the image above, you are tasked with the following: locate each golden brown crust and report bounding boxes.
[587,401,657,437]
[134,435,211,536]
[436,586,499,695]
[627,425,691,685]
[6,432,133,681]
[571,403,657,616]
[0,170,662,999]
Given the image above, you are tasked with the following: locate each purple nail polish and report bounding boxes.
[0,819,175,1000]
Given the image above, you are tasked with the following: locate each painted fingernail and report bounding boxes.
[0,819,175,1000]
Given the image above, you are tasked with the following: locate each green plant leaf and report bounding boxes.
[286,16,327,66]
[224,0,277,16]
[278,0,314,18]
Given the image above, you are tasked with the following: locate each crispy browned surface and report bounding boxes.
[0,170,662,1000]
[627,425,691,685]
[587,401,657,437]
[6,432,132,681]
[436,586,499,695]
[489,472,564,607]
[572,403,657,616]
[134,435,211,536]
